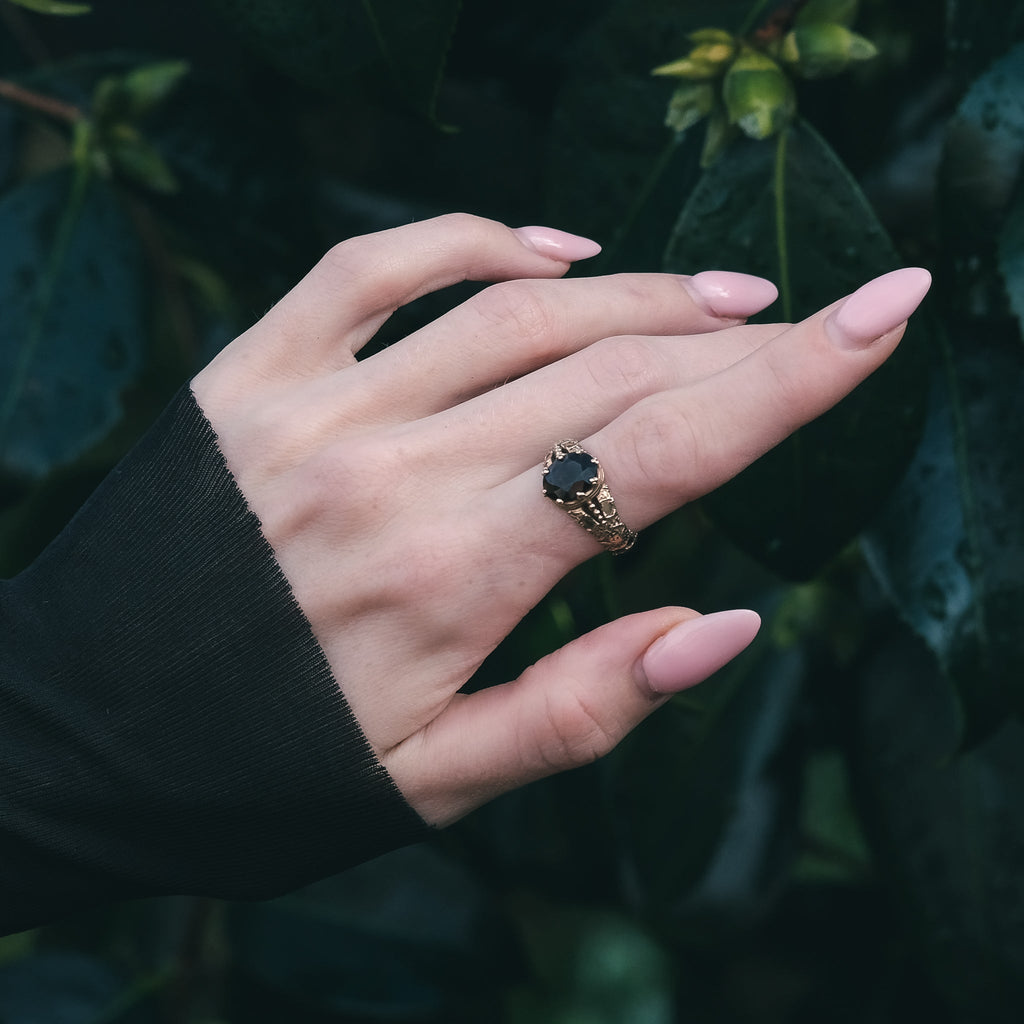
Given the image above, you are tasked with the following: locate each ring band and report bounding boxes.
[542,440,638,554]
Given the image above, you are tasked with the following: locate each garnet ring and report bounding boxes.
[542,440,638,554]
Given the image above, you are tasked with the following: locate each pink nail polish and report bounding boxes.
[828,267,931,350]
[512,226,602,262]
[684,271,779,319]
[640,609,761,695]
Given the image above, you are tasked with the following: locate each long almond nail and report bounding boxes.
[512,226,602,262]
[640,609,761,696]
[683,271,779,319]
[827,267,931,350]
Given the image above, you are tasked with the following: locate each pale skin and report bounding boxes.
[191,213,930,828]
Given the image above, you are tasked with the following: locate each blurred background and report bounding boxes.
[1,0,1023,1021]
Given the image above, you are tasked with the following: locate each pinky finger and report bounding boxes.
[384,607,761,827]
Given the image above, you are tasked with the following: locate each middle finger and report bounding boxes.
[345,271,778,421]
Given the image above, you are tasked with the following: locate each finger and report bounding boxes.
[249,215,604,370]
[594,267,933,527]
[422,322,785,478]
[490,267,931,562]
[351,271,779,419]
[383,608,761,826]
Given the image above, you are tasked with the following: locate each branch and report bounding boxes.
[0,78,82,122]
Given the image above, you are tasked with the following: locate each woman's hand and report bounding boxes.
[191,214,930,827]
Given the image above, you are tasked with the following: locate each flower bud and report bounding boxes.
[781,23,877,79]
[723,49,795,140]
[652,27,736,80]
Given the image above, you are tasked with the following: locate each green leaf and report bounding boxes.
[862,342,1024,739]
[998,186,1024,334]
[794,750,871,883]
[93,60,190,125]
[0,170,146,486]
[4,0,91,14]
[507,905,672,1024]
[940,42,1024,266]
[614,629,802,921]
[664,120,928,580]
[209,0,460,120]
[226,845,514,1021]
[106,126,180,193]
[664,82,714,133]
[940,42,1024,324]
[0,952,157,1023]
[782,24,878,79]
[852,634,1024,1018]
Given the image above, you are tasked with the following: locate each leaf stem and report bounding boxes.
[0,159,92,449]
[773,126,793,321]
[0,78,82,122]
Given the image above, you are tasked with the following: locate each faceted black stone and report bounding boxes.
[543,452,599,503]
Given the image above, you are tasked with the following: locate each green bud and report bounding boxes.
[652,28,735,80]
[651,56,719,80]
[782,24,878,79]
[795,0,859,28]
[723,49,795,140]
[692,40,736,67]
[665,82,715,134]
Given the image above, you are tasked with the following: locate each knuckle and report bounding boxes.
[584,335,662,400]
[474,280,558,340]
[319,236,368,284]
[431,211,494,238]
[762,350,805,418]
[627,399,707,499]
[529,683,621,774]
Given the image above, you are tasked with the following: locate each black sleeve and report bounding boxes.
[0,388,428,936]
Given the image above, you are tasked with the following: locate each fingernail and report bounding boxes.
[640,609,761,696]
[683,271,779,319]
[513,226,602,262]
[827,267,931,350]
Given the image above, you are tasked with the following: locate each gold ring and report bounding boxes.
[542,440,638,554]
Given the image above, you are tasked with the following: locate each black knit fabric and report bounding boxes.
[0,388,428,936]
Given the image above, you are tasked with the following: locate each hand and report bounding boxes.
[191,214,930,826]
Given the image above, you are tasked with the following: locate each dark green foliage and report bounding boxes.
[665,121,926,580]
[0,169,145,486]
[2,0,1024,1021]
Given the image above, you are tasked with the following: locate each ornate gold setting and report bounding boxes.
[542,440,638,554]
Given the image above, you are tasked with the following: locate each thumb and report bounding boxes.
[385,607,761,826]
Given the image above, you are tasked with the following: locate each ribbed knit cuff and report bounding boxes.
[0,388,427,935]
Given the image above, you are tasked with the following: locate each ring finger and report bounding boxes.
[482,269,931,571]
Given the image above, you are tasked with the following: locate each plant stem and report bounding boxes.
[773,126,793,322]
[0,78,81,122]
[0,157,92,449]
[738,0,773,36]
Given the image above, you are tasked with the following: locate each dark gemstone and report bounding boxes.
[543,452,599,503]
